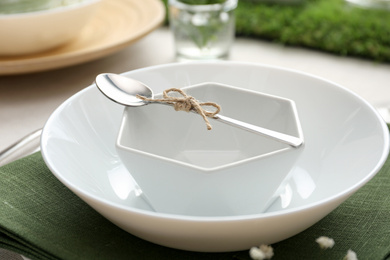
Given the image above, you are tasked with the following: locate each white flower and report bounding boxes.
[343,249,358,260]
[250,247,266,260]
[315,236,335,249]
[249,245,274,260]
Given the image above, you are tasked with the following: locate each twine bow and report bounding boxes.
[137,88,221,130]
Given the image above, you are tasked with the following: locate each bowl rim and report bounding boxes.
[0,0,102,18]
[116,81,304,172]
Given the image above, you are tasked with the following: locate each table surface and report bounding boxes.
[1,26,390,151]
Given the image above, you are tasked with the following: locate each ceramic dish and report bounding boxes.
[117,82,304,216]
[41,61,389,252]
[0,0,164,75]
[0,0,102,56]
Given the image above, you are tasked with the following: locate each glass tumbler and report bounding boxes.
[169,0,238,60]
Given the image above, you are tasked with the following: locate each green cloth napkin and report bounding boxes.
[1,151,390,260]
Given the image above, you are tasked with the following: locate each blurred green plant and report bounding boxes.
[173,12,223,49]
[236,0,390,62]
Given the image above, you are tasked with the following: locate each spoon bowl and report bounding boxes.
[96,73,153,107]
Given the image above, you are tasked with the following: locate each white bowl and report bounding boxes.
[41,61,389,252]
[116,82,304,216]
[0,0,101,56]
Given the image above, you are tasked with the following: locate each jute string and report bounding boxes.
[137,88,221,130]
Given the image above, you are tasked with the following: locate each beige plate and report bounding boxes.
[0,0,165,75]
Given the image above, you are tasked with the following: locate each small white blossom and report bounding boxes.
[259,245,274,259]
[250,247,266,260]
[249,245,274,260]
[343,249,358,260]
[315,236,335,249]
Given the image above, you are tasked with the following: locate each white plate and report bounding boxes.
[41,61,389,252]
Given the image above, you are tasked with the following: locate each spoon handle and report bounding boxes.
[213,114,303,148]
[152,102,303,148]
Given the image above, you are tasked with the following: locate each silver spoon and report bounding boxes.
[0,129,42,167]
[95,73,303,148]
